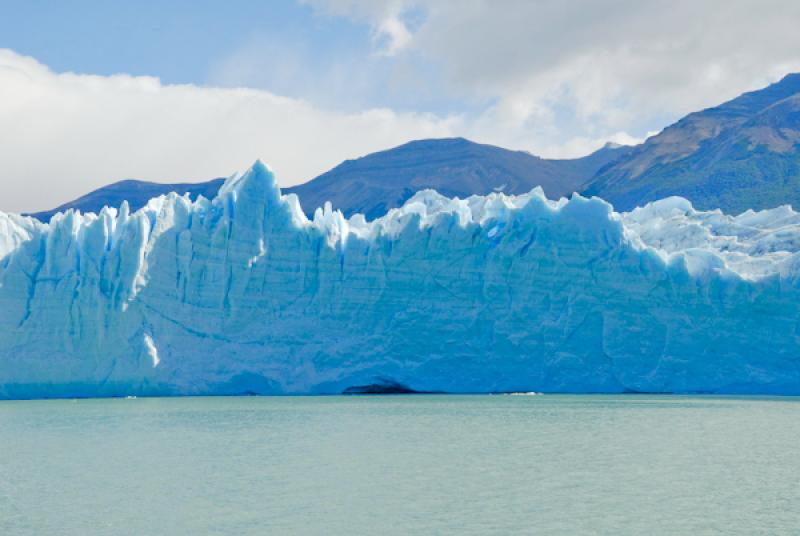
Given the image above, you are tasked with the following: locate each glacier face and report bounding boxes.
[1,161,800,398]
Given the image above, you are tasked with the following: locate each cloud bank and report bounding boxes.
[305,0,800,152]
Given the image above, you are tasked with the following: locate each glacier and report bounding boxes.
[1,160,800,398]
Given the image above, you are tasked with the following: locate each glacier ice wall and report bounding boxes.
[1,161,800,398]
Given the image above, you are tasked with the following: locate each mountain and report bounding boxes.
[25,73,800,221]
[27,138,632,222]
[3,162,800,398]
[29,178,226,222]
[583,74,800,213]
[284,137,632,220]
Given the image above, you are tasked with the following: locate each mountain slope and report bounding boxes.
[29,178,226,222]
[583,74,800,213]
[28,138,632,222]
[26,73,800,221]
[284,137,632,220]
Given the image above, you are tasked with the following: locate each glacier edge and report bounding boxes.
[1,160,799,398]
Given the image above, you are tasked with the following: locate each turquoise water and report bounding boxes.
[1,395,799,535]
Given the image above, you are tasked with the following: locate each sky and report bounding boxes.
[1,0,800,212]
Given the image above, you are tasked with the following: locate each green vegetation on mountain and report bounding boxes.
[584,74,800,213]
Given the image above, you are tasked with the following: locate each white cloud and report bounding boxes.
[302,0,414,55]
[308,0,800,152]
[0,49,459,213]
[374,15,413,55]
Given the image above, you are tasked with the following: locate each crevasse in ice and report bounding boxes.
[1,161,799,398]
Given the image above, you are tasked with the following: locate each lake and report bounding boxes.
[1,395,798,534]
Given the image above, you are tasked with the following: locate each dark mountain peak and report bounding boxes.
[283,137,621,220]
[400,137,473,149]
[777,72,800,84]
[601,141,624,150]
[337,137,534,168]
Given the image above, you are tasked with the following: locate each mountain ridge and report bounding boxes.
[25,72,800,220]
[28,138,634,221]
[584,73,800,212]
[30,178,226,223]
[284,137,633,220]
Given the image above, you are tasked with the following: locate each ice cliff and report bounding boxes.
[1,161,799,398]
